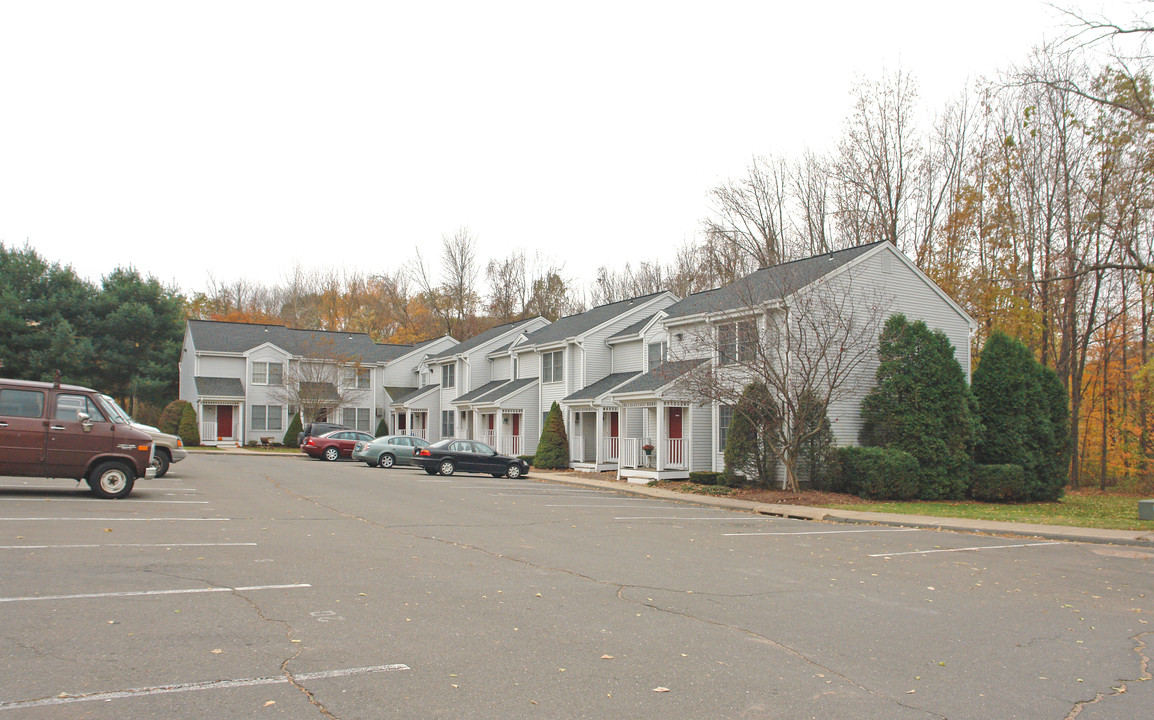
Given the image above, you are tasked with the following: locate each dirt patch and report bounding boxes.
[727,487,872,506]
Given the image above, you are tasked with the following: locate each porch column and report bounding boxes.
[655,400,665,471]
[685,404,693,471]
[405,410,412,437]
[495,409,505,452]
[594,408,604,465]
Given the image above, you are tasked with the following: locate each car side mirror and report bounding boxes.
[77,412,93,432]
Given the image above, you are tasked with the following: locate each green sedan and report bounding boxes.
[351,435,431,468]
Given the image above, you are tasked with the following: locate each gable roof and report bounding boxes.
[473,377,537,405]
[608,313,658,341]
[390,384,439,406]
[611,359,708,396]
[562,371,642,403]
[424,317,544,362]
[186,319,418,364]
[663,242,886,320]
[194,376,245,398]
[521,292,670,346]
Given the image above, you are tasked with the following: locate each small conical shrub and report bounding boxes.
[283,412,303,447]
[533,401,570,469]
[178,402,201,446]
[375,417,390,437]
[159,400,184,435]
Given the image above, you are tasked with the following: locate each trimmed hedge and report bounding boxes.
[970,464,1028,502]
[689,471,722,485]
[177,402,201,446]
[159,399,185,435]
[836,446,919,500]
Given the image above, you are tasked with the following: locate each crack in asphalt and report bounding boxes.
[144,567,337,719]
[271,477,945,718]
[1064,631,1151,719]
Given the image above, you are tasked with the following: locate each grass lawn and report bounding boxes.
[825,489,1154,532]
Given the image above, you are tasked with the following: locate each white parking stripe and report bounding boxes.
[0,664,410,710]
[870,542,1063,557]
[0,583,310,603]
[0,517,229,522]
[725,528,921,536]
[0,498,209,504]
[0,543,257,550]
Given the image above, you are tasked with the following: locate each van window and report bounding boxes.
[54,394,107,422]
[0,389,45,418]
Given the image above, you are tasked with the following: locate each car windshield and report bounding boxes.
[98,394,131,425]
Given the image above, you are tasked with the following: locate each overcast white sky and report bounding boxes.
[0,1,1140,296]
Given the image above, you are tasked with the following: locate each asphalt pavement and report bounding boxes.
[194,448,1154,547]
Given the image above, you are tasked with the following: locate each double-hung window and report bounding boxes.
[542,350,563,383]
[441,410,455,438]
[341,407,371,432]
[718,319,757,365]
[252,405,283,431]
[252,362,283,385]
[442,364,455,388]
[356,368,370,389]
[718,404,734,450]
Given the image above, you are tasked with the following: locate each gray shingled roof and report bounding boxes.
[473,377,537,404]
[186,319,420,364]
[663,242,884,319]
[522,292,667,346]
[425,318,542,362]
[452,379,512,405]
[194,376,245,397]
[611,359,707,395]
[562,372,642,403]
[390,384,439,405]
[608,313,657,341]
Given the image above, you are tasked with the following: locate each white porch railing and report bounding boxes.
[619,438,638,469]
[667,438,686,469]
[604,436,620,461]
[481,431,495,448]
[201,421,217,441]
[570,435,585,462]
[501,435,522,457]
[399,428,427,440]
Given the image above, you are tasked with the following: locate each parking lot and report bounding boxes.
[1,453,1151,719]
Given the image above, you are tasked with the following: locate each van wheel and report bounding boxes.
[89,461,136,499]
[150,449,171,478]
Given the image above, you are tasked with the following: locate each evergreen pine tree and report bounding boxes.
[534,402,570,469]
[860,314,979,500]
[283,412,303,447]
[972,331,1069,501]
[375,417,390,437]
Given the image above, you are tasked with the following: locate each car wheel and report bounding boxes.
[322,446,340,462]
[88,461,135,499]
[438,459,455,476]
[506,464,523,479]
[150,449,171,478]
[378,453,396,469]
[424,467,438,475]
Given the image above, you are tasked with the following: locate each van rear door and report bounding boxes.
[0,386,48,476]
[45,391,113,479]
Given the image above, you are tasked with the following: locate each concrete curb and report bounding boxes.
[526,469,1154,548]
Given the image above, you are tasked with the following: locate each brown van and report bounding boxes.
[0,378,156,498]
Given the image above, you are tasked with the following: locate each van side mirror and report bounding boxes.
[77,412,93,432]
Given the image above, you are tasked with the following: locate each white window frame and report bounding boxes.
[442,363,455,388]
[718,319,757,365]
[542,350,563,384]
[441,410,455,438]
[252,404,283,432]
[647,341,667,371]
[252,361,283,386]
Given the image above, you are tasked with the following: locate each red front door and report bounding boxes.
[668,407,682,439]
[511,414,520,436]
[609,411,619,437]
[216,405,233,439]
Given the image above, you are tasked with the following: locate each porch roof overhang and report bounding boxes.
[451,379,511,407]
[607,358,708,402]
[471,377,538,410]
[390,384,439,409]
[194,376,245,399]
[560,371,641,408]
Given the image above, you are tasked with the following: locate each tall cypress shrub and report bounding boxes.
[534,401,570,469]
[723,382,778,486]
[159,399,184,435]
[177,402,201,446]
[374,416,390,437]
[972,331,1069,501]
[283,412,303,447]
[860,314,980,500]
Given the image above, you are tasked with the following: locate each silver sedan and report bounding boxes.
[351,435,431,468]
